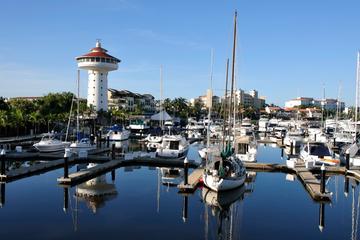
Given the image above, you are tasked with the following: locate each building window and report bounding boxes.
[96,57,100,62]
[101,73,103,76]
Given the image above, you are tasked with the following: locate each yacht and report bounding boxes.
[70,138,96,153]
[107,124,130,141]
[234,135,257,162]
[258,117,269,133]
[300,142,340,167]
[284,129,304,147]
[128,119,150,138]
[239,118,253,136]
[33,133,70,152]
[156,134,189,158]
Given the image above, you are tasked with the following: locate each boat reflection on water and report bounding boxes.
[159,167,183,187]
[75,164,117,214]
[202,185,247,240]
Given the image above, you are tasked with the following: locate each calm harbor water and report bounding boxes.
[0,144,359,240]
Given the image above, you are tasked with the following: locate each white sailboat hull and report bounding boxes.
[203,173,246,192]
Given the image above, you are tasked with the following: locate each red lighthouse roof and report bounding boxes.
[76,41,120,62]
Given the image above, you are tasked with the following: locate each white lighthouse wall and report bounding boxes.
[87,70,108,111]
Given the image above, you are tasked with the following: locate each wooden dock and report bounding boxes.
[178,167,204,192]
[294,166,331,201]
[57,160,123,185]
[58,156,199,186]
[0,158,75,183]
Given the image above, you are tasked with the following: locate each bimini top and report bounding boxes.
[76,40,121,63]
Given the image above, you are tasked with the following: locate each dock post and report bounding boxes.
[184,158,189,185]
[281,148,284,158]
[0,149,6,176]
[0,183,5,207]
[182,195,188,223]
[111,170,116,182]
[107,136,110,148]
[344,177,349,197]
[290,142,294,156]
[281,135,284,146]
[333,137,336,147]
[63,148,71,179]
[63,187,69,213]
[345,149,350,170]
[320,164,326,194]
[314,134,317,142]
[99,132,102,147]
[318,203,325,232]
[111,143,116,159]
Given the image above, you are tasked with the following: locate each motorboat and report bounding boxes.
[70,138,96,153]
[107,124,130,141]
[300,142,340,167]
[156,134,189,158]
[284,130,304,147]
[33,133,71,152]
[234,135,257,162]
[128,119,150,138]
[258,117,269,133]
[239,118,253,136]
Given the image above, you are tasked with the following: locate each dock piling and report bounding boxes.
[0,183,5,207]
[184,158,189,185]
[320,164,326,194]
[1,149,6,176]
[290,142,294,156]
[106,136,110,148]
[345,150,350,170]
[99,132,102,147]
[63,149,71,179]
[111,170,115,182]
[314,134,317,142]
[111,143,115,159]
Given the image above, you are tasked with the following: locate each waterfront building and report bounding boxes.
[190,92,220,109]
[76,40,120,112]
[108,88,156,113]
[285,97,345,111]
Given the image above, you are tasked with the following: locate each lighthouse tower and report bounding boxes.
[76,40,120,111]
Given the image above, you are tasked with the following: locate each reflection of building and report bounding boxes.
[108,88,156,113]
[75,164,117,213]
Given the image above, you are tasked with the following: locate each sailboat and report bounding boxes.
[154,66,189,158]
[203,10,247,192]
[339,51,360,166]
[70,70,96,153]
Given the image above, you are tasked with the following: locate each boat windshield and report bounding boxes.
[309,144,331,156]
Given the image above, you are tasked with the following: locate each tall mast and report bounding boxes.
[160,65,163,129]
[206,49,214,149]
[229,10,238,138]
[355,51,360,139]
[222,59,230,148]
[77,69,80,142]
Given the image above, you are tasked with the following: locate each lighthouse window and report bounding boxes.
[90,58,95,62]
[101,58,105,62]
[96,57,100,62]
[101,73,103,76]
[106,59,110,63]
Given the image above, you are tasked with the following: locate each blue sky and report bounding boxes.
[0,0,359,106]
